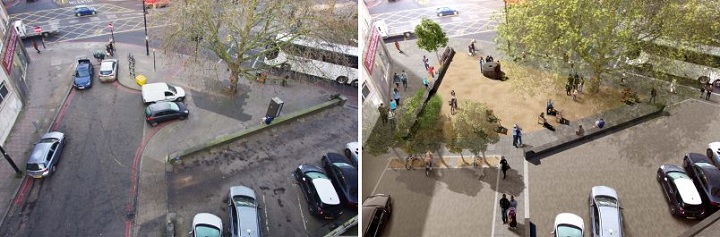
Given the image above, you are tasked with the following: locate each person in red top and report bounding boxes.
[428,66,435,79]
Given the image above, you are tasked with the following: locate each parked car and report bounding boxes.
[706,142,720,167]
[321,152,358,207]
[73,58,93,89]
[191,213,222,237]
[344,142,359,167]
[228,186,261,237]
[553,213,584,237]
[74,5,97,17]
[141,82,186,104]
[588,186,624,237]
[362,194,392,237]
[26,132,66,179]
[144,101,189,127]
[293,164,343,219]
[657,164,705,219]
[436,7,458,17]
[683,153,720,209]
[98,59,118,82]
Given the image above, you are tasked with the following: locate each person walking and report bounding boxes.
[388,110,396,129]
[393,88,401,106]
[378,103,388,125]
[565,81,572,96]
[393,72,401,88]
[423,55,430,70]
[395,41,403,53]
[706,84,713,100]
[578,77,585,93]
[32,40,40,53]
[512,124,519,147]
[428,66,435,79]
[650,86,657,103]
[389,99,397,112]
[423,77,429,90]
[516,125,523,147]
[450,90,458,115]
[572,88,578,102]
[508,207,518,230]
[670,79,677,94]
[400,70,408,91]
[500,157,510,179]
[509,195,517,210]
[499,194,510,224]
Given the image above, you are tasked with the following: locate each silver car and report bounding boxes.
[191,213,222,237]
[99,59,118,82]
[588,186,624,237]
[26,132,66,178]
[228,186,261,237]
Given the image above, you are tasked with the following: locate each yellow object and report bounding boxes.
[135,74,147,86]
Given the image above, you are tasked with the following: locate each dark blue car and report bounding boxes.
[74,58,93,89]
[321,152,358,208]
[436,7,459,17]
[74,5,97,17]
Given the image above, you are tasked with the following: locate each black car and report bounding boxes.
[321,152,358,207]
[362,194,392,237]
[293,164,343,219]
[683,153,720,209]
[656,164,705,219]
[144,101,189,127]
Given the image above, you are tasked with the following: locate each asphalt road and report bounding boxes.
[528,99,720,237]
[0,77,145,236]
[166,106,358,237]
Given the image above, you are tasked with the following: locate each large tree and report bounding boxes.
[415,18,449,62]
[158,0,356,94]
[445,101,501,164]
[496,0,716,93]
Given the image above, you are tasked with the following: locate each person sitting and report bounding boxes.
[555,111,568,125]
[538,112,546,125]
[576,125,585,136]
[546,99,557,116]
[593,118,605,129]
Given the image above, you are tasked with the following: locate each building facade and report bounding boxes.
[360,2,393,144]
[0,5,30,145]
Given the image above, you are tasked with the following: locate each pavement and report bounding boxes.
[0,38,352,236]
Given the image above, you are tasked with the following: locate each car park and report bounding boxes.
[141,82,186,104]
[682,153,720,209]
[344,142,359,167]
[321,152,358,207]
[362,194,392,237]
[73,58,93,89]
[26,132,65,179]
[706,142,720,167]
[436,7,458,17]
[293,164,343,219]
[74,5,97,17]
[588,186,624,237]
[552,213,584,237]
[98,59,118,82]
[191,213,222,237]
[228,186,261,237]
[144,101,189,127]
[657,164,705,219]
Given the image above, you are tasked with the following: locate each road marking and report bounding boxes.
[524,159,530,219]
[252,56,260,69]
[13,178,33,206]
[51,88,76,131]
[372,158,391,194]
[263,194,270,236]
[491,167,501,237]
[295,188,308,232]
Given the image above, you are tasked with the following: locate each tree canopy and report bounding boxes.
[415,18,448,61]
[445,101,501,159]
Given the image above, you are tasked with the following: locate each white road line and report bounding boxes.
[524,159,530,219]
[372,158,391,194]
[491,167,501,237]
[263,193,270,236]
[295,188,308,232]
[252,56,260,68]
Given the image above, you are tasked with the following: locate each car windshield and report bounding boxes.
[668,171,690,180]
[333,162,354,168]
[594,196,618,207]
[306,171,327,180]
[26,163,45,171]
[38,138,58,143]
[233,195,256,207]
[697,163,715,168]
[194,225,220,237]
[167,84,177,93]
[76,68,90,77]
[556,225,582,237]
[168,102,180,111]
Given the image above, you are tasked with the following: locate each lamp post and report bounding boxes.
[0,145,22,177]
[143,3,149,56]
[153,49,156,71]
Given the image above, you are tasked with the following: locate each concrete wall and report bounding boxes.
[360,2,392,144]
[0,76,22,145]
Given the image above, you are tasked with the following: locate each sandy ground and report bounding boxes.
[436,53,624,133]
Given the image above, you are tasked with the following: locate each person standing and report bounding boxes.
[395,41,403,53]
[565,81,572,96]
[393,88,401,106]
[670,79,677,94]
[508,207,518,230]
[423,55,430,70]
[400,70,408,91]
[389,99,397,113]
[428,66,435,79]
[512,124,519,147]
[450,90,457,115]
[650,86,657,103]
[32,40,40,53]
[509,195,517,210]
[388,110,396,129]
[378,103,388,125]
[500,157,510,179]
[572,89,578,102]
[516,125,523,147]
[499,194,510,224]
[578,77,585,93]
[393,73,401,88]
[423,77,429,90]
[706,84,713,100]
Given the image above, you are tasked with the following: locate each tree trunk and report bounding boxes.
[460,153,466,164]
[228,69,239,94]
[588,70,602,94]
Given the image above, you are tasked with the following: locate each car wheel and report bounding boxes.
[51,164,57,174]
[669,205,676,216]
[150,121,158,127]
[336,76,348,84]
[76,13,80,17]
[344,149,352,159]
[437,13,441,17]
[351,80,358,87]
[179,115,186,120]
[176,97,184,102]
[92,11,96,15]
[454,12,458,15]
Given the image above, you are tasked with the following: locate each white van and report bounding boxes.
[141,82,186,104]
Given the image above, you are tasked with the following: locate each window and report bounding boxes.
[0,82,9,105]
[362,82,370,101]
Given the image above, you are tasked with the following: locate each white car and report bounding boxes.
[344,142,359,167]
[98,59,118,82]
[191,213,222,237]
[553,213,584,237]
[706,142,720,167]
[588,186,624,237]
[141,82,186,104]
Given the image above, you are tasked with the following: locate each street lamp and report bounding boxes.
[143,3,149,56]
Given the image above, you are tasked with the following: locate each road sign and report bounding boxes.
[108,23,113,30]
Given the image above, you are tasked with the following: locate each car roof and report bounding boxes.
[192,213,223,232]
[311,178,340,205]
[229,186,259,237]
[28,143,52,164]
[42,131,64,140]
[597,205,622,236]
[591,186,618,199]
[361,206,379,235]
[554,213,584,231]
[147,102,176,111]
[687,153,711,163]
[100,59,117,69]
[674,178,703,205]
[363,194,391,208]
[325,152,349,164]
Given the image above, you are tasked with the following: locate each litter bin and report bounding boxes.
[266,97,284,118]
[135,74,147,86]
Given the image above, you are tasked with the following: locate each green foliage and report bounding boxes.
[445,101,500,157]
[415,18,448,54]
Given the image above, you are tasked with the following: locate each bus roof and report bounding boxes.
[652,37,720,58]
[276,33,358,57]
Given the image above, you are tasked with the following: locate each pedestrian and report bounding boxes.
[423,77,429,90]
[706,84,713,100]
[565,81,572,96]
[500,157,510,179]
[389,99,397,112]
[388,110,396,129]
[701,84,706,98]
[593,118,605,129]
[670,79,677,94]
[400,70,408,91]
[650,86,657,103]
[32,40,40,53]
[378,103,388,124]
[479,57,483,69]
[575,125,585,136]
[512,124,519,147]
[393,72,401,88]
[508,207,518,230]
[578,77,584,93]
[450,90,457,113]
[428,66,435,79]
[40,37,46,49]
[423,55,430,70]
[393,88,401,106]
[470,39,476,54]
[499,194,510,224]
[516,125,523,147]
[572,88,578,101]
[509,195,517,209]
[395,41,403,53]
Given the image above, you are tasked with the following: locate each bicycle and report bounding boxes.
[405,154,422,170]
